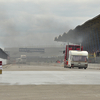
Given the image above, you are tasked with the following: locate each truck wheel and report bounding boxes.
[84,67,87,69]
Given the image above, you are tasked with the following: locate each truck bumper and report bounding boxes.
[71,63,88,68]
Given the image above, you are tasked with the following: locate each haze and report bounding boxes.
[0,0,100,47]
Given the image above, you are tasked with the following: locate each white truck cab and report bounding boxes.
[68,50,88,69]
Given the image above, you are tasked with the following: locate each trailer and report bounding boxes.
[68,50,88,69]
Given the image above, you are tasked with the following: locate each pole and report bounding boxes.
[67,42,69,60]
[80,43,81,51]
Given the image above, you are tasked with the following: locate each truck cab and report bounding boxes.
[64,45,83,68]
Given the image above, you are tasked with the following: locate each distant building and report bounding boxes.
[0,48,8,65]
[4,46,65,63]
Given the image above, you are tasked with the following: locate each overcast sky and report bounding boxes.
[0,0,100,48]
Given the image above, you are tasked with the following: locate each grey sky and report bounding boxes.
[0,0,100,47]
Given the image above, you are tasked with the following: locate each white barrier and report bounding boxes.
[0,65,2,70]
[0,58,7,65]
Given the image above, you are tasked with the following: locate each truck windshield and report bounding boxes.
[72,56,87,62]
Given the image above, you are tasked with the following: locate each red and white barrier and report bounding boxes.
[0,61,2,69]
[0,61,2,74]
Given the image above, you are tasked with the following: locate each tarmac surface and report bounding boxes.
[0,63,100,100]
[0,70,100,85]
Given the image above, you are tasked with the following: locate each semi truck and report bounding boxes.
[20,55,27,64]
[63,44,88,69]
[16,55,27,64]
